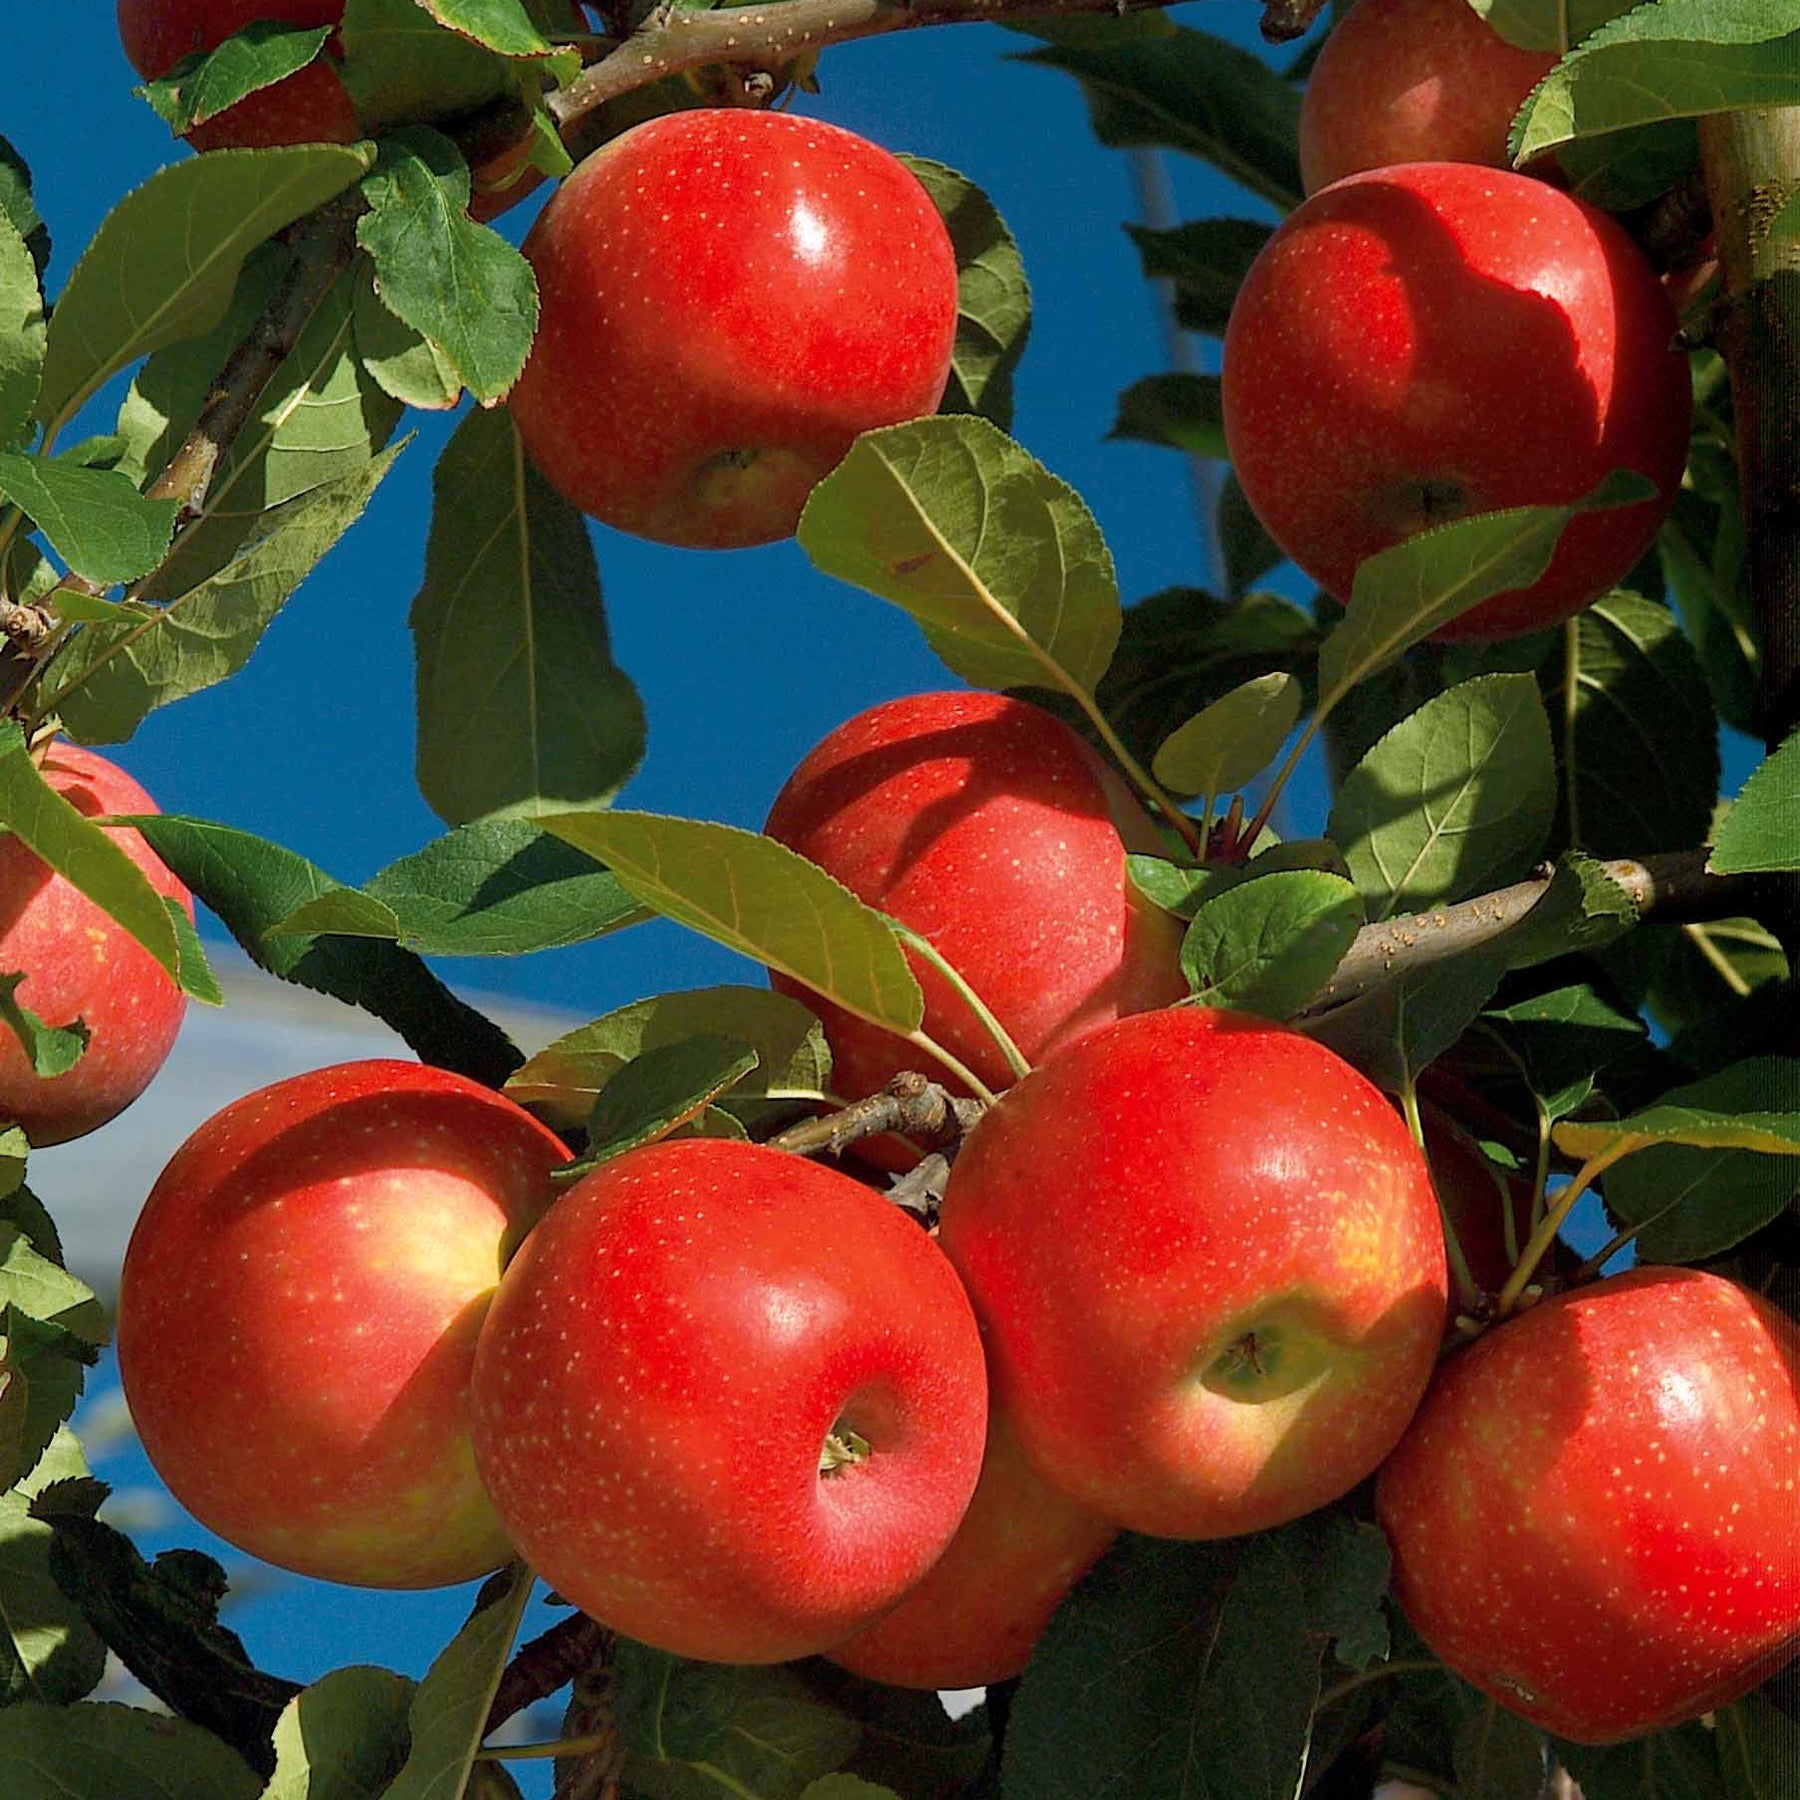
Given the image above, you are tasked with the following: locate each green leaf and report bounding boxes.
[363,817,646,955]
[1540,591,1720,858]
[416,0,555,57]
[1467,1,1643,54]
[381,1563,532,1800]
[1316,475,1653,710]
[1557,1722,1730,1800]
[796,1672,989,1799]
[1454,1701,1546,1800]
[1483,982,1648,1121]
[0,1310,94,1490]
[1661,488,1757,739]
[1513,3,1800,161]
[0,137,49,283]
[411,405,644,825]
[1013,19,1303,211]
[1555,117,1701,212]
[37,146,371,432]
[1125,218,1271,336]
[901,159,1031,432]
[50,446,402,745]
[1711,730,1800,874]
[801,1782,902,1800]
[0,455,178,587]
[264,1665,417,1800]
[1181,868,1363,1019]
[0,975,86,1079]
[340,0,516,129]
[1555,1057,1800,1160]
[1718,1694,1800,1800]
[358,130,538,405]
[138,23,332,134]
[612,1643,861,1800]
[0,1428,105,1706]
[1327,674,1557,922]
[1604,1141,1797,1264]
[799,414,1119,699]
[0,1700,262,1799]
[32,1481,298,1777]
[0,214,44,447]
[1298,1513,1393,1673]
[1004,1529,1324,1800]
[125,813,523,1087]
[1152,670,1300,800]
[263,889,405,942]
[1220,469,1284,598]
[540,813,924,1044]
[1107,373,1226,458]
[0,1218,103,1342]
[352,258,462,409]
[583,1035,761,1164]
[506,986,830,1128]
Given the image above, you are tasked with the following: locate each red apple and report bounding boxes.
[1376,1266,1800,1742]
[763,691,1186,1148]
[827,1408,1117,1689]
[507,109,960,549]
[116,1060,570,1588]
[936,1006,1448,1540]
[470,1137,988,1663]
[116,0,359,150]
[1298,0,1558,194]
[0,742,192,1147]
[1221,162,1692,640]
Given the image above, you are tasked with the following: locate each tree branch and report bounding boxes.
[768,1068,983,1160]
[486,1613,612,1736]
[548,0,1191,130]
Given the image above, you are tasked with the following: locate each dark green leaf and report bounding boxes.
[1126,218,1271,336]
[583,1035,760,1164]
[801,1781,901,1800]
[1152,670,1299,800]
[0,1428,105,1706]
[1718,1694,1800,1800]
[125,814,523,1086]
[1555,118,1700,212]
[792,1668,990,1800]
[799,415,1119,699]
[0,215,44,449]
[1182,869,1363,1018]
[0,137,49,282]
[416,0,554,57]
[340,0,516,130]
[138,23,332,135]
[612,1642,861,1800]
[1711,730,1800,874]
[1108,374,1226,458]
[1327,674,1557,922]
[1661,491,1757,739]
[1556,1057,1800,1160]
[1453,1701,1546,1800]
[358,130,538,404]
[411,406,644,825]
[1539,591,1719,858]
[1467,1,1644,54]
[0,974,86,1079]
[1013,19,1303,211]
[264,1665,417,1800]
[0,455,177,587]
[37,146,372,432]
[0,1700,262,1799]
[0,1310,95,1490]
[33,1482,298,1776]
[1220,471,1283,598]
[1605,1141,1797,1264]
[902,159,1032,432]
[1483,983,1648,1120]
[352,258,461,410]
[382,1564,532,1800]
[1557,1721,1730,1800]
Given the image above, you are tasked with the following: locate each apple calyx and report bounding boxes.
[1199,1321,1331,1403]
[819,1425,874,1475]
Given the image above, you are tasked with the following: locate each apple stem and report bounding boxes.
[893,924,1032,1081]
[1401,1079,1479,1315]
[1494,1142,1636,1317]
[819,1424,873,1474]
[1061,690,1206,859]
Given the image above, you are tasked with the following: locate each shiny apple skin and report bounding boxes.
[117,1059,571,1587]
[1377,1266,1800,1742]
[1299,0,1558,194]
[116,0,359,150]
[0,743,193,1147]
[470,1138,988,1663]
[1221,162,1692,641]
[937,1006,1448,1540]
[763,690,1187,1131]
[507,110,960,549]
[827,1408,1117,1689]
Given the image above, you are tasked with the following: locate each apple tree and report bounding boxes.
[0,1,1797,1798]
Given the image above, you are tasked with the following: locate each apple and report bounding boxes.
[506,109,961,549]
[1376,1265,1800,1742]
[935,1006,1448,1540]
[763,690,1187,1145]
[1298,0,1558,194]
[0,742,193,1147]
[1221,162,1693,641]
[826,1408,1118,1689]
[116,0,360,151]
[470,1137,988,1663]
[116,1059,571,1588]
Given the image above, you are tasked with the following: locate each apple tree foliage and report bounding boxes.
[1,0,1798,1797]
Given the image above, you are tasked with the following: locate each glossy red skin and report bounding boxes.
[117,1060,570,1587]
[470,1137,988,1663]
[764,691,1187,1140]
[116,0,357,150]
[508,110,960,549]
[1377,1267,1800,1742]
[1298,0,1557,194]
[827,1408,1117,1689]
[0,743,191,1147]
[937,1008,1448,1540]
[1221,163,1692,641]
